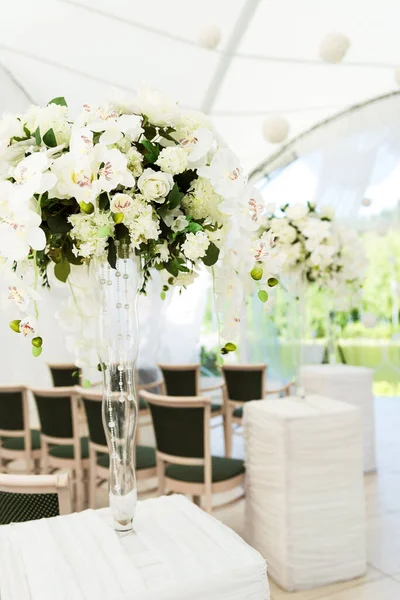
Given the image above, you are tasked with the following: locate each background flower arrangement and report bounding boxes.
[259,202,366,293]
[0,86,274,357]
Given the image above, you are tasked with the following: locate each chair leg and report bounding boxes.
[75,468,84,511]
[89,452,97,509]
[42,443,49,474]
[156,457,165,497]
[204,492,212,514]
[224,406,233,458]
[34,458,41,474]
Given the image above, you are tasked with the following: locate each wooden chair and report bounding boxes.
[0,472,72,524]
[31,386,89,511]
[140,390,245,514]
[157,363,225,437]
[78,388,157,509]
[48,363,81,387]
[222,364,293,457]
[0,385,41,474]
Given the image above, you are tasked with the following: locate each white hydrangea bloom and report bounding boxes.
[68,212,114,258]
[156,146,188,175]
[24,104,71,146]
[182,231,210,261]
[182,177,223,223]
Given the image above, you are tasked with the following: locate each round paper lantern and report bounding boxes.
[197,24,221,50]
[362,198,372,207]
[361,313,377,329]
[262,115,290,144]
[319,33,350,63]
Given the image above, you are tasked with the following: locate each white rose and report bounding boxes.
[137,168,174,203]
[320,205,335,220]
[182,231,210,261]
[285,204,309,221]
[126,147,143,177]
[110,193,132,213]
[156,146,188,175]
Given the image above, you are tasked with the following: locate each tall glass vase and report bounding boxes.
[96,244,141,532]
[287,272,307,399]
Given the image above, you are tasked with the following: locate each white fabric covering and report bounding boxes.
[300,364,376,472]
[0,495,269,600]
[244,395,366,591]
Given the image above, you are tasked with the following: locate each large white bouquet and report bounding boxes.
[0,86,271,356]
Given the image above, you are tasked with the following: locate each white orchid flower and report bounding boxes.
[0,205,46,261]
[50,153,99,203]
[81,103,144,145]
[6,278,40,312]
[19,315,38,337]
[197,149,247,199]
[13,152,57,198]
[69,127,94,157]
[180,128,214,165]
[94,146,135,193]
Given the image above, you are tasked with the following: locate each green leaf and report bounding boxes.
[143,125,157,140]
[165,259,180,277]
[268,277,279,287]
[34,127,41,145]
[202,242,220,267]
[48,96,67,107]
[186,221,203,234]
[167,184,184,209]
[9,319,21,333]
[174,170,197,193]
[23,125,31,137]
[47,214,72,233]
[42,128,57,148]
[160,291,166,300]
[54,260,70,283]
[107,237,117,269]
[251,266,263,281]
[114,223,130,241]
[32,346,42,358]
[32,336,43,348]
[82,379,91,388]
[98,192,109,211]
[258,290,269,303]
[140,139,160,163]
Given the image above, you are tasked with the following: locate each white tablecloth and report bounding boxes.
[244,395,366,591]
[0,495,269,600]
[300,364,376,472]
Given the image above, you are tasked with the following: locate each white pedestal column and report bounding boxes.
[244,395,366,591]
[300,364,376,472]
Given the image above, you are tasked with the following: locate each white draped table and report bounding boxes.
[300,364,376,472]
[244,395,366,591]
[0,494,269,600]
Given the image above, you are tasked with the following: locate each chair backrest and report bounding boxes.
[48,364,80,387]
[222,364,267,402]
[0,386,27,434]
[140,391,210,461]
[158,364,200,397]
[0,472,72,524]
[78,389,107,448]
[31,387,78,441]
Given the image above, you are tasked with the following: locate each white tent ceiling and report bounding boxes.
[0,0,400,170]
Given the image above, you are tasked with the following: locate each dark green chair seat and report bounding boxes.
[97,445,156,471]
[211,402,222,413]
[232,406,243,418]
[48,437,89,459]
[1,429,41,451]
[0,491,59,525]
[165,456,244,484]
[139,397,149,411]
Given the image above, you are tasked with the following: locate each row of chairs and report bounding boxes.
[0,362,292,513]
